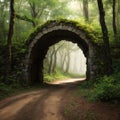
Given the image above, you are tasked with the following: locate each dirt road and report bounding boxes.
[0,78,84,120]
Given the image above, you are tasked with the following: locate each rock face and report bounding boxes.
[24,20,103,84]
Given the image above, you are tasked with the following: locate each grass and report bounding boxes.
[44,72,70,82]
[44,69,86,82]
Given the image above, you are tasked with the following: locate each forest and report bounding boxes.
[0,0,120,105]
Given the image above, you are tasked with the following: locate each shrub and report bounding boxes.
[0,82,12,99]
[93,73,120,102]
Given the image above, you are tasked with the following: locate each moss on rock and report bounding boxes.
[26,19,102,45]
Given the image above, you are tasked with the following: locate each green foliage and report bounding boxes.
[0,42,27,88]
[112,58,120,73]
[0,83,12,99]
[44,70,70,82]
[0,45,7,78]
[12,43,27,66]
[0,77,24,100]
[93,73,120,102]
[76,72,120,103]
[0,80,42,100]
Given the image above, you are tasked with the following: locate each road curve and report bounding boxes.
[0,78,84,120]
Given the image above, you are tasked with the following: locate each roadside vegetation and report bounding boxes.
[77,73,120,103]
[64,55,119,103]
[44,69,85,83]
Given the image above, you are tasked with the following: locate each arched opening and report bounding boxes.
[43,40,87,83]
[25,20,98,84]
[27,30,89,84]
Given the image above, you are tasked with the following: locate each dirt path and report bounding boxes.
[0,78,120,120]
[0,79,83,120]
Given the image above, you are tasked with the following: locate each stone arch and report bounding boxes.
[25,20,100,84]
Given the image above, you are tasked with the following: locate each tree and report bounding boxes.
[47,47,55,74]
[51,43,64,73]
[6,0,15,78]
[59,48,67,71]
[45,42,64,74]
[15,0,71,27]
[0,0,9,43]
[83,0,89,21]
[27,0,47,27]
[116,0,120,39]
[16,0,62,27]
[97,0,112,75]
[112,0,117,40]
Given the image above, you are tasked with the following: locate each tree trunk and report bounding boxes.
[6,0,15,81]
[65,53,70,73]
[52,44,64,72]
[112,0,117,40]
[51,46,56,73]
[48,51,54,74]
[0,1,5,40]
[59,50,66,71]
[62,53,67,71]
[29,2,45,27]
[97,0,112,75]
[52,51,57,73]
[116,0,120,39]
[83,0,89,21]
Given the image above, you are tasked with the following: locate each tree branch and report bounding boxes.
[15,14,35,25]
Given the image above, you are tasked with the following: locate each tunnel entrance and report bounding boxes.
[25,20,99,84]
[43,40,87,83]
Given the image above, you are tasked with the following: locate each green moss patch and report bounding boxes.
[26,19,102,45]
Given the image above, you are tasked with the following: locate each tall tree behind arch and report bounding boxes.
[83,0,89,21]
[116,0,120,39]
[97,0,112,75]
[6,0,15,81]
[112,0,117,40]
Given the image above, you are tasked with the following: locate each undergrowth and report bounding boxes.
[75,56,120,103]
[77,72,120,103]
[44,69,84,82]
[44,70,70,82]
[0,82,42,100]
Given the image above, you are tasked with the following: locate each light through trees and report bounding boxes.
[43,40,86,82]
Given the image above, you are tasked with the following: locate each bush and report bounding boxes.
[0,82,13,99]
[113,59,120,73]
[93,73,120,102]
[76,72,120,103]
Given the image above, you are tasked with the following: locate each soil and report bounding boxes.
[0,78,120,120]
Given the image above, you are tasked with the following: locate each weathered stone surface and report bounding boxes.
[24,20,104,84]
